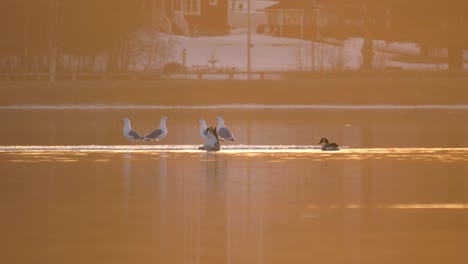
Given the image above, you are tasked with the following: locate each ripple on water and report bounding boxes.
[0,146,467,163]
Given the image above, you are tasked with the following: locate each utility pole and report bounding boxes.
[311,6,318,71]
[310,35,314,71]
[361,0,374,70]
[23,0,29,73]
[247,0,251,79]
[49,0,58,82]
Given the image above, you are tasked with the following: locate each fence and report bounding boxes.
[1,70,468,82]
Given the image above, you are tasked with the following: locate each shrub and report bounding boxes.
[162,62,187,74]
[257,24,267,34]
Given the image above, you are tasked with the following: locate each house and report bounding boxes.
[264,1,339,39]
[140,0,230,36]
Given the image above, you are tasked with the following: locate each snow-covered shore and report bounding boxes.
[128,28,468,72]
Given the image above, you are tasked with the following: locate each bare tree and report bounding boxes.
[128,29,177,72]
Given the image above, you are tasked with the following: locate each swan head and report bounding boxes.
[198,118,206,124]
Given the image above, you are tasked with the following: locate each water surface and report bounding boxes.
[1,105,468,147]
[1,106,468,264]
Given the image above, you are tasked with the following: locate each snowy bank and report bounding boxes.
[128,29,467,72]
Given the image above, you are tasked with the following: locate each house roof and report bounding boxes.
[265,2,315,10]
[265,0,339,10]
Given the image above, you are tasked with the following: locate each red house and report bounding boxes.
[265,1,339,39]
[141,0,230,36]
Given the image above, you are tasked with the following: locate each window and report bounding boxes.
[184,0,201,15]
[284,11,301,26]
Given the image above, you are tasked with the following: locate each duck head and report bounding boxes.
[318,137,329,145]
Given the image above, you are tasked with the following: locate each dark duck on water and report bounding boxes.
[318,137,340,151]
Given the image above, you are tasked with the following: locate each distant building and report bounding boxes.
[140,0,230,36]
[265,1,339,39]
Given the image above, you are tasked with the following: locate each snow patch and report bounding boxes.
[127,28,467,72]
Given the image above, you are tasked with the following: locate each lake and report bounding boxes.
[1,105,468,264]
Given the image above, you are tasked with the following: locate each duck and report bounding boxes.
[121,117,143,141]
[215,116,236,141]
[142,116,168,141]
[199,126,221,151]
[318,137,340,151]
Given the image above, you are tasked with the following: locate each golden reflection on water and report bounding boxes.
[1,146,468,264]
[305,203,468,210]
[1,147,468,163]
[220,148,468,163]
